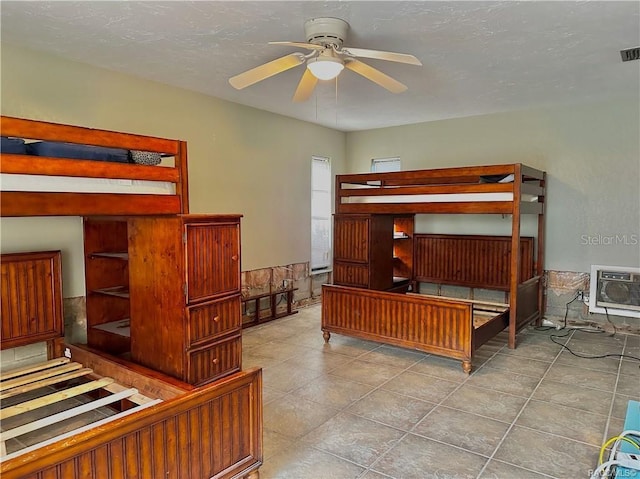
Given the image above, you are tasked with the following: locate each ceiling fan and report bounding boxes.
[229,17,422,102]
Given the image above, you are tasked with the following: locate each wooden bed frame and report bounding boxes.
[1,343,263,479]
[323,164,546,372]
[0,117,263,477]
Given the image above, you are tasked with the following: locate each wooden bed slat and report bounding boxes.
[0,369,94,400]
[338,201,514,215]
[0,378,114,420]
[1,387,140,441]
[0,192,182,217]
[1,154,181,182]
[340,183,515,196]
[0,363,83,392]
[0,358,70,381]
[1,398,162,463]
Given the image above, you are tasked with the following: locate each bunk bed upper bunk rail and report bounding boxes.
[335,163,545,215]
[0,116,189,216]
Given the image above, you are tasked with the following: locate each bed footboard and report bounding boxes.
[516,275,542,330]
[0,368,263,479]
[322,284,474,372]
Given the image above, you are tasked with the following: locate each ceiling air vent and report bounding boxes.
[620,47,640,62]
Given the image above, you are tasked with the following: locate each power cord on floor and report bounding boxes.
[535,294,640,363]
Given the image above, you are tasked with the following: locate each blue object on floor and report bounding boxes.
[615,399,640,478]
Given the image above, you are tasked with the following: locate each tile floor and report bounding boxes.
[242,303,640,479]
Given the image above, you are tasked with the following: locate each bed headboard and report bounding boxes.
[0,116,189,216]
[1,250,64,350]
[414,234,534,290]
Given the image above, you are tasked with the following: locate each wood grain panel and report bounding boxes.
[322,284,472,360]
[0,369,263,479]
[1,251,63,350]
[186,221,240,303]
[188,336,242,386]
[414,234,534,290]
[188,295,241,346]
[333,262,370,288]
[333,216,370,262]
[0,192,182,217]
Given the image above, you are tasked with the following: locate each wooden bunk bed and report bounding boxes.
[0,117,262,478]
[1,115,189,217]
[322,164,546,373]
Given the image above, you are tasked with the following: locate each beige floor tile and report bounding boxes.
[359,471,394,479]
[554,351,621,374]
[413,405,510,456]
[262,362,324,393]
[321,335,382,357]
[533,379,613,416]
[245,305,631,478]
[467,366,541,397]
[371,433,487,479]
[494,426,599,478]
[263,428,295,460]
[498,341,563,361]
[616,375,640,397]
[303,412,405,467]
[290,374,374,409]
[480,352,551,379]
[262,385,287,405]
[330,359,404,387]
[443,385,527,423]
[347,388,436,431]
[263,395,339,438]
[544,363,618,392]
[277,349,354,374]
[408,355,470,382]
[358,345,427,369]
[259,443,365,479]
[516,399,608,446]
[619,358,640,379]
[479,460,557,479]
[382,370,459,403]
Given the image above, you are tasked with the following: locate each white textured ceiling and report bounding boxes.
[1,1,638,131]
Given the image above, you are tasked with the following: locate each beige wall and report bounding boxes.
[0,44,346,297]
[346,99,640,273]
[3,44,638,295]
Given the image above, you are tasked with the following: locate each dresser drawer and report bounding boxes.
[188,295,241,346]
[187,336,242,385]
[333,261,370,288]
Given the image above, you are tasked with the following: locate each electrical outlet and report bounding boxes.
[577,290,585,301]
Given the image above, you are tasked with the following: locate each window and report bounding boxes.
[311,156,332,271]
[371,157,401,172]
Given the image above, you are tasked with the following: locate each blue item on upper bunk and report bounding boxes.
[26,141,130,163]
[1,136,27,154]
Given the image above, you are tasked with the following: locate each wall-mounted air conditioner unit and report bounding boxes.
[589,265,640,318]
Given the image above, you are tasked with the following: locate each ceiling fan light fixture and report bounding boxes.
[307,56,344,80]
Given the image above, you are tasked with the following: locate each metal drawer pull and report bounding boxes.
[212,358,219,365]
[212,315,220,322]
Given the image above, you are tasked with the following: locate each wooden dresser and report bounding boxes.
[84,214,242,386]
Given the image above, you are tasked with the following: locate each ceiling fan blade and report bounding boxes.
[292,68,319,102]
[341,47,422,66]
[229,53,305,90]
[269,41,324,51]
[345,59,408,93]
